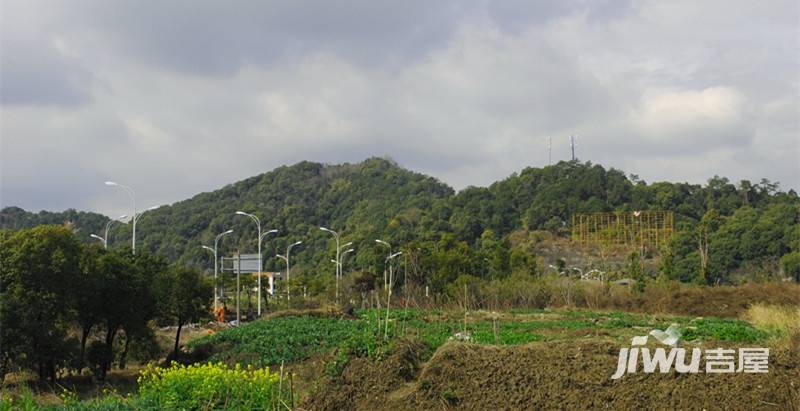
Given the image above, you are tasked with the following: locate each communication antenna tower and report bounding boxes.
[570,135,577,161]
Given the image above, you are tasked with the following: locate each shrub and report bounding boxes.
[744,304,800,333]
[743,303,800,350]
[136,362,291,410]
[779,252,800,282]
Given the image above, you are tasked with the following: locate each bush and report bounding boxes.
[779,252,800,282]
[86,341,114,378]
[136,362,290,410]
[495,273,551,309]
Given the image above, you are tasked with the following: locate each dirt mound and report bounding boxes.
[407,341,799,410]
[307,339,799,410]
[638,283,800,318]
[305,339,429,411]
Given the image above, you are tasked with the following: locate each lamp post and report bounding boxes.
[329,247,354,302]
[383,251,403,340]
[201,228,234,314]
[320,227,353,303]
[341,247,354,272]
[320,227,340,301]
[375,239,391,290]
[90,234,106,248]
[236,211,267,317]
[276,240,302,303]
[105,182,139,254]
[260,229,278,299]
[134,204,158,229]
[386,251,403,289]
[91,214,128,249]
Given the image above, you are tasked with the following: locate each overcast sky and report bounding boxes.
[1,0,798,216]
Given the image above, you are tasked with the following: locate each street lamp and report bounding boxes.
[329,247,355,301]
[260,229,278,297]
[105,182,139,254]
[201,228,234,314]
[341,248,354,272]
[235,211,267,317]
[321,227,352,303]
[90,234,106,248]
[91,214,128,249]
[385,251,403,292]
[383,251,403,340]
[320,227,340,285]
[330,248,355,270]
[276,240,302,303]
[375,239,392,290]
[106,214,127,248]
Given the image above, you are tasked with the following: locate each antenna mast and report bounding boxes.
[570,135,576,161]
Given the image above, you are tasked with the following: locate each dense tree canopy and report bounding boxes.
[0,226,211,381]
[2,158,798,289]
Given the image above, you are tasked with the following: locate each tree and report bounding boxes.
[74,244,107,372]
[425,234,478,292]
[351,271,377,307]
[156,267,212,358]
[627,251,646,292]
[92,250,136,379]
[0,226,81,382]
[780,252,800,282]
[697,209,721,285]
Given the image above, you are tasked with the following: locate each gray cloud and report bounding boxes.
[0,2,97,106]
[52,0,474,76]
[1,0,797,216]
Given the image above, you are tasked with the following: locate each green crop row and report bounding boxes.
[188,316,377,366]
[189,309,772,369]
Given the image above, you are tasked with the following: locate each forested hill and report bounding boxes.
[0,206,111,238]
[2,158,798,284]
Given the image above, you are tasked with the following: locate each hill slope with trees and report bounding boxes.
[2,158,798,287]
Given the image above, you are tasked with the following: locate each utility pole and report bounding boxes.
[548,136,552,165]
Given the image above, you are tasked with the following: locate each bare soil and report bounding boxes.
[308,340,799,410]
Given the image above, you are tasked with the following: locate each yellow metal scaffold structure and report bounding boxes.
[571,210,674,252]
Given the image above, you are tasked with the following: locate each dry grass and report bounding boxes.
[743,303,800,350]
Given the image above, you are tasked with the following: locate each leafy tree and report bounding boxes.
[697,209,722,285]
[351,271,377,307]
[780,252,800,282]
[627,251,646,292]
[156,267,212,358]
[425,234,478,292]
[0,226,81,382]
[74,244,107,372]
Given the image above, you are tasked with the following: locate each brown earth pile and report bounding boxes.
[308,340,799,410]
[597,282,800,318]
[305,339,429,410]
[409,342,798,410]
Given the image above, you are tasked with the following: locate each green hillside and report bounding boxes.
[2,158,798,286]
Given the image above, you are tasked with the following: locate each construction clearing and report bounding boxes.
[571,210,674,252]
